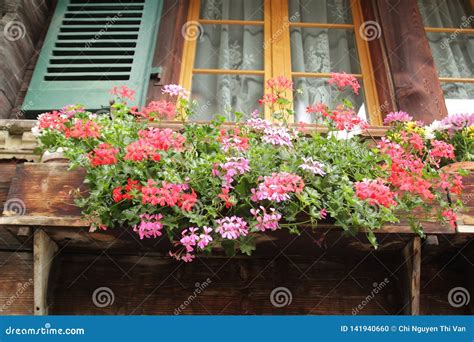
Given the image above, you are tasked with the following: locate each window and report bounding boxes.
[180,0,381,124]
[418,0,474,115]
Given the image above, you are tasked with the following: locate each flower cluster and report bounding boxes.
[250,207,282,231]
[133,214,163,240]
[64,119,101,139]
[215,216,248,239]
[218,128,249,152]
[299,157,326,176]
[251,172,304,202]
[132,100,176,121]
[141,180,197,211]
[34,81,468,261]
[110,85,136,101]
[383,111,413,125]
[88,143,119,167]
[328,72,360,94]
[355,179,397,208]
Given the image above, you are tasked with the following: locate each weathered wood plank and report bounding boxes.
[50,253,403,315]
[33,229,58,315]
[377,0,448,123]
[0,251,34,315]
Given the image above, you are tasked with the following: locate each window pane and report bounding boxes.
[194,25,264,70]
[200,0,264,21]
[442,82,474,99]
[289,0,353,24]
[293,77,366,123]
[290,28,360,74]
[417,0,472,28]
[191,74,263,120]
[427,33,474,78]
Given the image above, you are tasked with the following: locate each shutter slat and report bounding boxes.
[23,0,163,117]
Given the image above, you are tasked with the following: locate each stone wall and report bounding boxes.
[0,0,52,119]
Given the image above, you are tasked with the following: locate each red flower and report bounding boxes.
[37,111,67,131]
[355,179,397,208]
[266,76,293,91]
[124,139,161,162]
[65,120,101,139]
[328,72,360,95]
[88,143,119,167]
[133,100,176,121]
[442,209,457,228]
[258,94,277,106]
[109,85,136,101]
[218,128,249,152]
[218,187,235,208]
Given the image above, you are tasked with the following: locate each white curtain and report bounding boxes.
[289,0,363,122]
[192,0,264,120]
[418,0,474,100]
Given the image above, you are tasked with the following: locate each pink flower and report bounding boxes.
[218,128,249,152]
[262,126,293,147]
[198,226,213,249]
[60,104,85,118]
[88,143,119,167]
[328,72,360,94]
[215,216,248,240]
[251,172,304,202]
[383,111,413,125]
[299,157,326,176]
[258,94,277,106]
[216,157,250,188]
[246,117,271,131]
[355,179,397,208]
[110,85,136,101]
[133,214,163,239]
[250,206,282,232]
[429,140,455,160]
[162,84,190,98]
[320,208,328,219]
[180,227,199,252]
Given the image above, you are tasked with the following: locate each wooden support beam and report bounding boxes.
[401,236,421,315]
[34,229,58,315]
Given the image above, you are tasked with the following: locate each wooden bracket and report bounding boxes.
[33,229,58,315]
[401,236,421,315]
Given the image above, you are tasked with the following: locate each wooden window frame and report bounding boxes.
[421,1,474,86]
[180,0,381,124]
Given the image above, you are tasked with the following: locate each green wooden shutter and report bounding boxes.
[23,0,163,118]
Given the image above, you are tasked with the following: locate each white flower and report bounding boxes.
[425,120,449,139]
[31,125,41,137]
